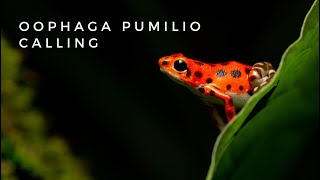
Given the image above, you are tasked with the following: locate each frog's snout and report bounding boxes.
[158,56,171,68]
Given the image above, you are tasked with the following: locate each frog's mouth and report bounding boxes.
[160,68,226,106]
[160,68,185,85]
[160,68,198,93]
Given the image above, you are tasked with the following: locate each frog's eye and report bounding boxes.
[173,59,187,72]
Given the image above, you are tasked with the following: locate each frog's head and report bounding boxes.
[158,53,205,89]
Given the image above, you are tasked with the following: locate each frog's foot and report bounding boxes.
[197,85,237,122]
[249,62,276,94]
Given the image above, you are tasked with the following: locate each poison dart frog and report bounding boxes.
[158,53,275,130]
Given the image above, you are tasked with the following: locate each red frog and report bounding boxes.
[158,53,275,130]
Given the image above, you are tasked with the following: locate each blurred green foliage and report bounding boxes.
[1,34,92,180]
[207,0,319,179]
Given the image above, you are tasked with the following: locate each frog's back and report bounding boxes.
[208,61,253,95]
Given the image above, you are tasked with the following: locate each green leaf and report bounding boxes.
[206,0,319,180]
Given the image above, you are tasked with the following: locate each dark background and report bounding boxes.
[1,0,315,179]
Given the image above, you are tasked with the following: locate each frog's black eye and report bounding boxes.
[173,59,187,72]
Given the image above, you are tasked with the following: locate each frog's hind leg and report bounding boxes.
[249,62,276,94]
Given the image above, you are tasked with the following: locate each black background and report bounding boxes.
[1,0,316,179]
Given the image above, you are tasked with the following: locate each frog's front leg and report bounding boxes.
[249,62,276,94]
[211,105,227,130]
[197,85,236,122]
[202,101,227,130]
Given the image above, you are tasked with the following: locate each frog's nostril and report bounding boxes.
[161,60,169,66]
